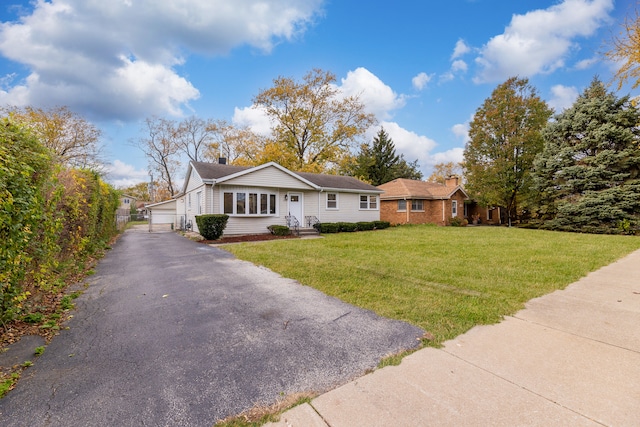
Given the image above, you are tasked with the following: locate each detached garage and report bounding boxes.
[147,199,180,231]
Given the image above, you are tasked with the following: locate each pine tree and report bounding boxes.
[533,77,640,234]
[351,127,422,185]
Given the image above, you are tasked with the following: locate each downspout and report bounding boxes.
[405,197,409,224]
[318,189,323,223]
[442,199,445,224]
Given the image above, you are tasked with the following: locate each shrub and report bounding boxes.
[356,221,375,231]
[195,214,229,240]
[373,220,391,229]
[448,216,468,227]
[337,222,358,232]
[318,222,340,233]
[267,225,291,236]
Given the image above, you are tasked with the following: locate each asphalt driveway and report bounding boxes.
[0,228,423,426]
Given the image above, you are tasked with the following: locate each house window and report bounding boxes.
[188,194,191,208]
[260,194,268,214]
[223,190,278,216]
[411,199,424,211]
[224,192,233,214]
[327,193,338,209]
[452,200,458,216]
[196,191,202,215]
[269,194,276,214]
[397,200,406,211]
[236,193,246,214]
[360,195,378,210]
[249,193,258,214]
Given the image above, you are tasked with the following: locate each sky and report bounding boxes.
[0,0,636,188]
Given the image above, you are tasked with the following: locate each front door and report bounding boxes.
[288,193,303,225]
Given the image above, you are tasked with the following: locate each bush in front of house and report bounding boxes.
[373,220,391,229]
[267,225,291,236]
[337,222,358,232]
[195,214,229,240]
[317,222,340,233]
[356,221,375,231]
[448,216,468,227]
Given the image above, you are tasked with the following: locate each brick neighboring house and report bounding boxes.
[378,177,469,226]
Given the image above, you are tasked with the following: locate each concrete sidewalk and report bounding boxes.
[267,249,640,427]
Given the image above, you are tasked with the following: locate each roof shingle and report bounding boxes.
[190,161,380,192]
[377,178,467,200]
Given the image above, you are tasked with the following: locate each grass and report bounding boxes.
[225,225,640,346]
[214,393,315,427]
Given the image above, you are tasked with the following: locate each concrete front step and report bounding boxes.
[297,228,320,236]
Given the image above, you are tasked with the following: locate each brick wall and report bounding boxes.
[380,189,470,226]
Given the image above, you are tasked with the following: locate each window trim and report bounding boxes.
[222,189,278,216]
[326,193,339,210]
[359,194,379,211]
[411,199,424,211]
[452,200,458,216]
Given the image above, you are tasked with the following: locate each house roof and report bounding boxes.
[190,161,251,180]
[377,178,469,200]
[296,171,380,192]
[189,161,381,193]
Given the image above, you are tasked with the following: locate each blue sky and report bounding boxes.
[0,0,635,187]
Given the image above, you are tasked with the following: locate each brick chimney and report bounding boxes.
[445,175,459,188]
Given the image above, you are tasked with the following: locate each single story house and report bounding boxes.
[377,176,469,226]
[149,161,383,236]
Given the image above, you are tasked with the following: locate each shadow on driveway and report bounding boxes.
[0,229,423,426]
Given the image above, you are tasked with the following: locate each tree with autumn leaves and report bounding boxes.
[463,77,553,225]
[253,68,376,173]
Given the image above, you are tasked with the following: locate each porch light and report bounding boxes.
[284,194,288,201]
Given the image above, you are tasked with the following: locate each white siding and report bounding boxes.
[317,192,380,223]
[185,184,205,232]
[222,166,315,190]
[185,168,204,193]
[224,216,286,236]
[207,184,216,214]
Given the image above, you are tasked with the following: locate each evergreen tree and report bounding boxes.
[464,77,552,225]
[533,77,640,234]
[351,127,422,185]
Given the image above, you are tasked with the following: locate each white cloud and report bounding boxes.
[451,39,471,59]
[232,105,272,136]
[105,159,149,188]
[428,147,465,169]
[451,113,474,144]
[0,0,323,120]
[548,84,579,112]
[412,72,433,91]
[452,123,470,143]
[339,67,405,120]
[574,56,599,70]
[367,121,441,177]
[451,60,468,73]
[439,72,455,84]
[473,0,613,83]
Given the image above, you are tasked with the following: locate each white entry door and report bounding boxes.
[288,193,303,225]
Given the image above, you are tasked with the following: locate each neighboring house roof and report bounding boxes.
[146,198,177,209]
[378,178,469,200]
[186,161,382,193]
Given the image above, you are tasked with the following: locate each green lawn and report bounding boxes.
[224,225,640,346]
